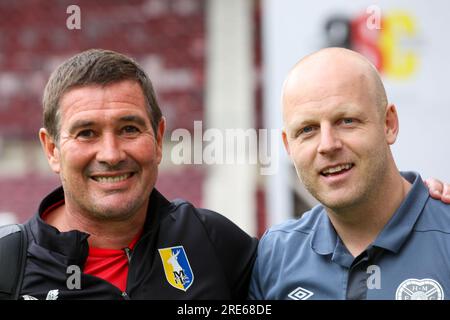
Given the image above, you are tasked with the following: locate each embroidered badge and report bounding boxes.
[158,246,194,291]
[395,278,444,300]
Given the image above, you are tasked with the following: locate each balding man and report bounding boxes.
[249,48,450,300]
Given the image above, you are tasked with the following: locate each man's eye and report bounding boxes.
[295,126,315,138]
[343,118,354,124]
[302,126,313,133]
[122,125,140,134]
[76,130,95,138]
[298,126,315,136]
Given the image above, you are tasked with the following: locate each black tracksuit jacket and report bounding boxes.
[18,187,258,300]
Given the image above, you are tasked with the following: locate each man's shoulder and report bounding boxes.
[0,224,22,239]
[262,205,326,241]
[167,198,243,230]
[415,197,450,233]
[161,197,258,298]
[162,197,256,247]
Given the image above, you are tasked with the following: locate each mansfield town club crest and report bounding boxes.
[158,246,194,291]
[395,278,444,300]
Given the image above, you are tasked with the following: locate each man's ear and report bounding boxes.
[282,128,291,156]
[384,103,399,145]
[39,128,61,174]
[155,117,166,164]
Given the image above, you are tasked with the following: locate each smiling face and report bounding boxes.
[282,49,397,212]
[40,80,165,222]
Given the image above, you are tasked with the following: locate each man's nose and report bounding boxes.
[96,133,126,166]
[317,125,342,155]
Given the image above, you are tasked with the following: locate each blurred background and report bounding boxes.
[0,0,449,237]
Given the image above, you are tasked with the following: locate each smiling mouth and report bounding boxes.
[91,173,134,183]
[320,163,354,177]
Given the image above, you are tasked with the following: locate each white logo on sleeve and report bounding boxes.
[21,289,59,300]
[395,279,444,300]
[288,286,314,300]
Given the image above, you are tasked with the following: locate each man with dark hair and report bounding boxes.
[0,49,257,300]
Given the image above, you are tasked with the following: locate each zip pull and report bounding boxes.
[124,247,132,263]
[121,291,130,300]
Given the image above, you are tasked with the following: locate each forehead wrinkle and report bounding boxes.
[60,81,146,110]
[68,119,95,131]
[284,93,349,124]
[118,115,148,127]
[283,75,380,131]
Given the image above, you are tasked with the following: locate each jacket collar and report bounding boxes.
[310,208,336,255]
[28,186,173,264]
[373,172,428,253]
[310,171,428,257]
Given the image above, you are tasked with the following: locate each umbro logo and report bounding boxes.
[288,286,314,300]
